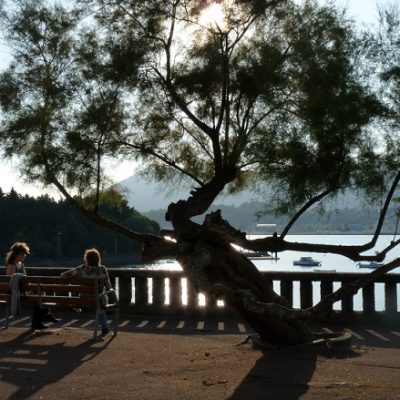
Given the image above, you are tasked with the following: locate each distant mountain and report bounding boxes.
[143,201,397,234]
[116,175,397,233]
[117,174,363,213]
[117,174,263,212]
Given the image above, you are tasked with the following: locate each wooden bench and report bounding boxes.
[0,275,119,338]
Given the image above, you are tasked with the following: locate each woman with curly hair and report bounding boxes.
[6,242,59,330]
[61,248,113,336]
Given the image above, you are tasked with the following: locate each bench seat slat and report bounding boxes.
[24,277,98,286]
[28,295,97,306]
[0,276,98,286]
[0,293,96,306]
[23,284,96,294]
[0,294,11,301]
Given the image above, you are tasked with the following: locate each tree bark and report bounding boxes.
[166,181,315,346]
[177,241,314,345]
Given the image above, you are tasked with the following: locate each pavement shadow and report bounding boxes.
[228,343,361,400]
[0,329,113,400]
[337,323,400,350]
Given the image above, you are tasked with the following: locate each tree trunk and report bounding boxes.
[177,238,314,346]
[167,176,314,347]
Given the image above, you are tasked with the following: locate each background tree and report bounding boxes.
[366,3,400,173]
[0,0,398,346]
[0,187,159,261]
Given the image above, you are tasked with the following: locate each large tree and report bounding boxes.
[1,0,399,346]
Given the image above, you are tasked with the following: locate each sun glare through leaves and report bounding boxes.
[199,3,226,30]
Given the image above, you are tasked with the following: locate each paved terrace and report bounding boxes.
[2,266,400,399]
[1,311,400,400]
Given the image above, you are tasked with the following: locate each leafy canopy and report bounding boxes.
[0,0,386,216]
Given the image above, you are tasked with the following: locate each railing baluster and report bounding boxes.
[362,283,375,314]
[169,276,181,310]
[118,276,132,307]
[186,278,199,313]
[385,281,397,314]
[152,276,165,307]
[342,294,354,314]
[341,280,354,314]
[320,280,333,312]
[135,276,148,307]
[280,280,293,306]
[204,292,217,312]
[300,280,313,309]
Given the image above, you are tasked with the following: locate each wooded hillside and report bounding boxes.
[0,188,159,263]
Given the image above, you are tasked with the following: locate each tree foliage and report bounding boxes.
[0,0,383,201]
[366,3,400,172]
[1,0,400,345]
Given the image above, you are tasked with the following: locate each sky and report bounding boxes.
[0,0,388,197]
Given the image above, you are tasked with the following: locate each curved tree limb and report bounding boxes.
[310,258,400,314]
[115,139,205,186]
[368,169,400,247]
[43,158,178,260]
[166,171,236,226]
[280,188,336,239]
[202,209,400,262]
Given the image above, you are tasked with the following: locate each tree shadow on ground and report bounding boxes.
[228,340,361,400]
[0,328,113,400]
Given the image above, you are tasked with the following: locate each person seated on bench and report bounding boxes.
[5,242,60,330]
[60,248,113,336]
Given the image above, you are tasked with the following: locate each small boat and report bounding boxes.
[239,250,278,260]
[293,257,321,267]
[313,269,336,273]
[357,261,384,269]
[248,253,280,260]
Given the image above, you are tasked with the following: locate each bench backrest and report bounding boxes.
[0,275,100,307]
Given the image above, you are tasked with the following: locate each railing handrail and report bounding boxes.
[2,266,399,282]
